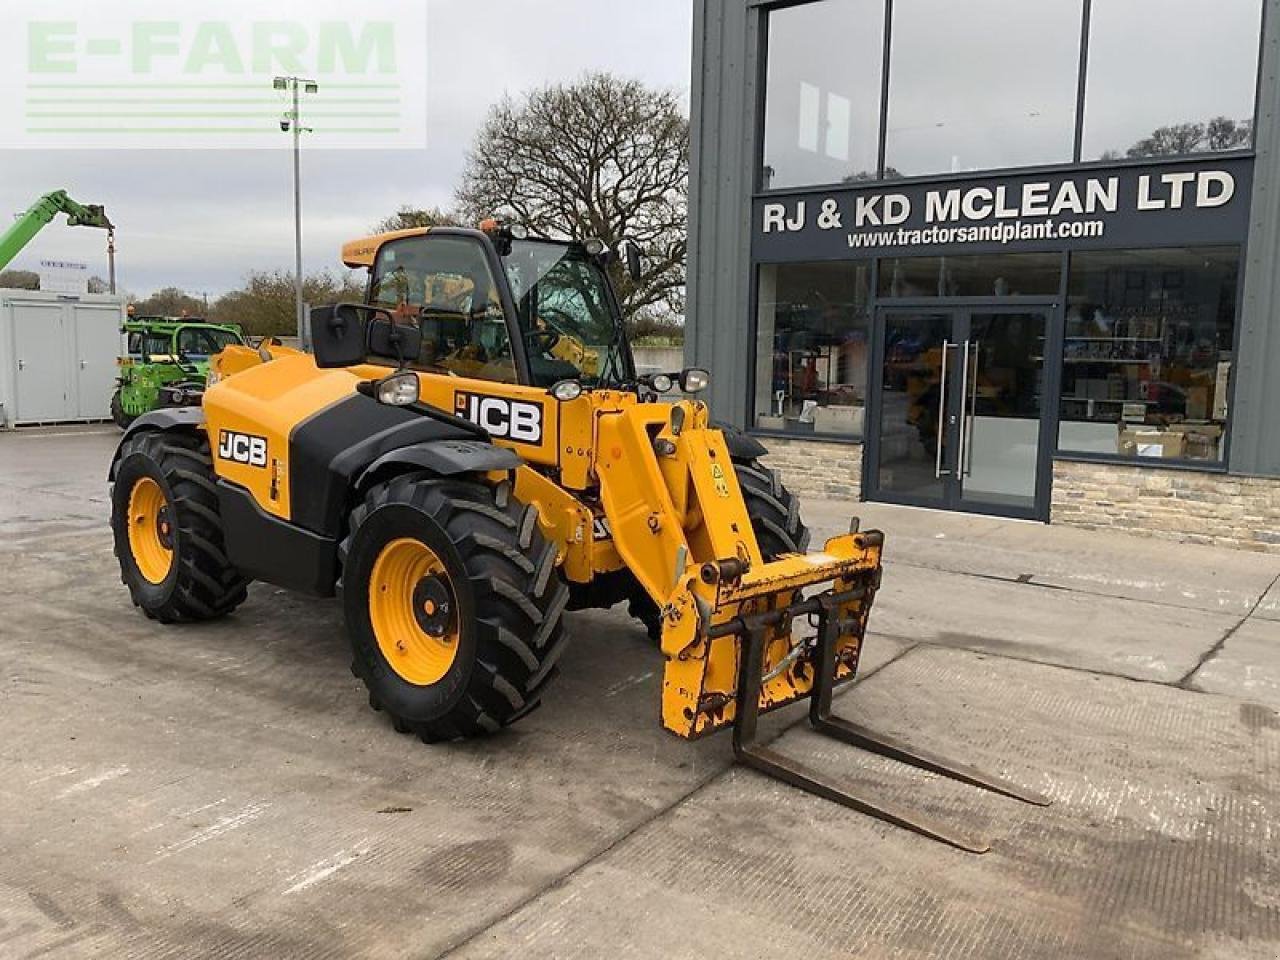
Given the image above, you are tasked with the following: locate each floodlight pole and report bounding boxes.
[292,80,303,342]
[274,76,317,345]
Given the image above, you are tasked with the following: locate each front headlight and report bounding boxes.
[375,371,420,406]
[550,379,584,402]
[206,369,223,387]
[679,368,710,393]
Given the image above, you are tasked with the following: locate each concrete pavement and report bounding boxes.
[0,425,1277,959]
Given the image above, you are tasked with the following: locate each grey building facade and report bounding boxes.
[687,0,1280,550]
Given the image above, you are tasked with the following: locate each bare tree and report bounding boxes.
[373,205,461,234]
[0,269,40,290]
[1123,116,1253,159]
[457,73,688,330]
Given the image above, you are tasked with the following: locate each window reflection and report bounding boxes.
[372,236,518,384]
[755,262,871,435]
[1058,247,1238,462]
[877,253,1062,298]
[1081,0,1262,161]
[884,0,1081,177]
[762,0,885,189]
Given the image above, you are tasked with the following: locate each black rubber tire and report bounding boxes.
[111,430,250,623]
[339,473,570,743]
[733,460,812,558]
[110,390,135,430]
[627,593,664,644]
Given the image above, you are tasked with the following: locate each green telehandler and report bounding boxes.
[0,190,114,278]
[112,317,247,428]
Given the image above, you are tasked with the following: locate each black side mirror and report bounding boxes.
[621,240,643,284]
[311,303,373,368]
[368,315,423,366]
[312,302,422,369]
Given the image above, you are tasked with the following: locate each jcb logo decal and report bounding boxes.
[217,430,268,468]
[454,392,544,445]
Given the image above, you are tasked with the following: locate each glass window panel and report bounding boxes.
[755,262,871,436]
[372,235,517,384]
[1058,247,1239,463]
[762,0,886,189]
[885,0,1082,177]
[1082,0,1263,162]
[877,253,1063,298]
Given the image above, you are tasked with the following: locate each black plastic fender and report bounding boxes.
[107,407,206,480]
[715,420,770,462]
[355,439,521,496]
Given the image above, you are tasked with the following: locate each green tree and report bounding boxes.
[372,206,461,233]
[131,287,206,318]
[0,269,40,290]
[211,270,365,337]
[457,73,689,334]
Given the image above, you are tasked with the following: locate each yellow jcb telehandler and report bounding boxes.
[108,222,1047,851]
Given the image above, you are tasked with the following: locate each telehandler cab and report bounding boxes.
[109,222,1047,851]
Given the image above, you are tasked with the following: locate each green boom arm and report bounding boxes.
[0,190,113,274]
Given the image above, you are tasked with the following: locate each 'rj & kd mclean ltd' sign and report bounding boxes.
[752,157,1253,261]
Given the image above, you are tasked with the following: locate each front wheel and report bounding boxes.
[734,459,811,558]
[628,460,812,643]
[339,474,570,742]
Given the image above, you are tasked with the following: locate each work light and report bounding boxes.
[550,379,584,402]
[679,368,710,393]
[376,372,420,406]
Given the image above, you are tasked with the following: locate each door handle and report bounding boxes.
[965,340,981,477]
[935,340,951,479]
[17,359,24,371]
[80,360,87,369]
[957,341,972,479]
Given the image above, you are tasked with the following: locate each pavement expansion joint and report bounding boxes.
[1178,571,1280,689]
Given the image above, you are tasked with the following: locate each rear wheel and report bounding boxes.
[340,474,569,742]
[110,390,135,430]
[111,430,249,622]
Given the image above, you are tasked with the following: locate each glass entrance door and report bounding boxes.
[869,306,1051,518]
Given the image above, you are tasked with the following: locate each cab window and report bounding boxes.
[177,328,240,360]
[371,235,517,384]
[142,332,173,359]
[505,241,629,386]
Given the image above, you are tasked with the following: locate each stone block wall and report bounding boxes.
[756,437,863,502]
[1053,460,1280,554]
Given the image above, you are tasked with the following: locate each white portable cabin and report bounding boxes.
[0,290,125,428]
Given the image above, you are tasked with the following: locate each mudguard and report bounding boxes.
[716,420,769,462]
[356,440,520,496]
[287,396,503,538]
[107,407,206,480]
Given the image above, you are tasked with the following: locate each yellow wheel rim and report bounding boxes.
[127,476,174,585]
[368,538,460,686]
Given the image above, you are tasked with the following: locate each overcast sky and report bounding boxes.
[0,1,693,298]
